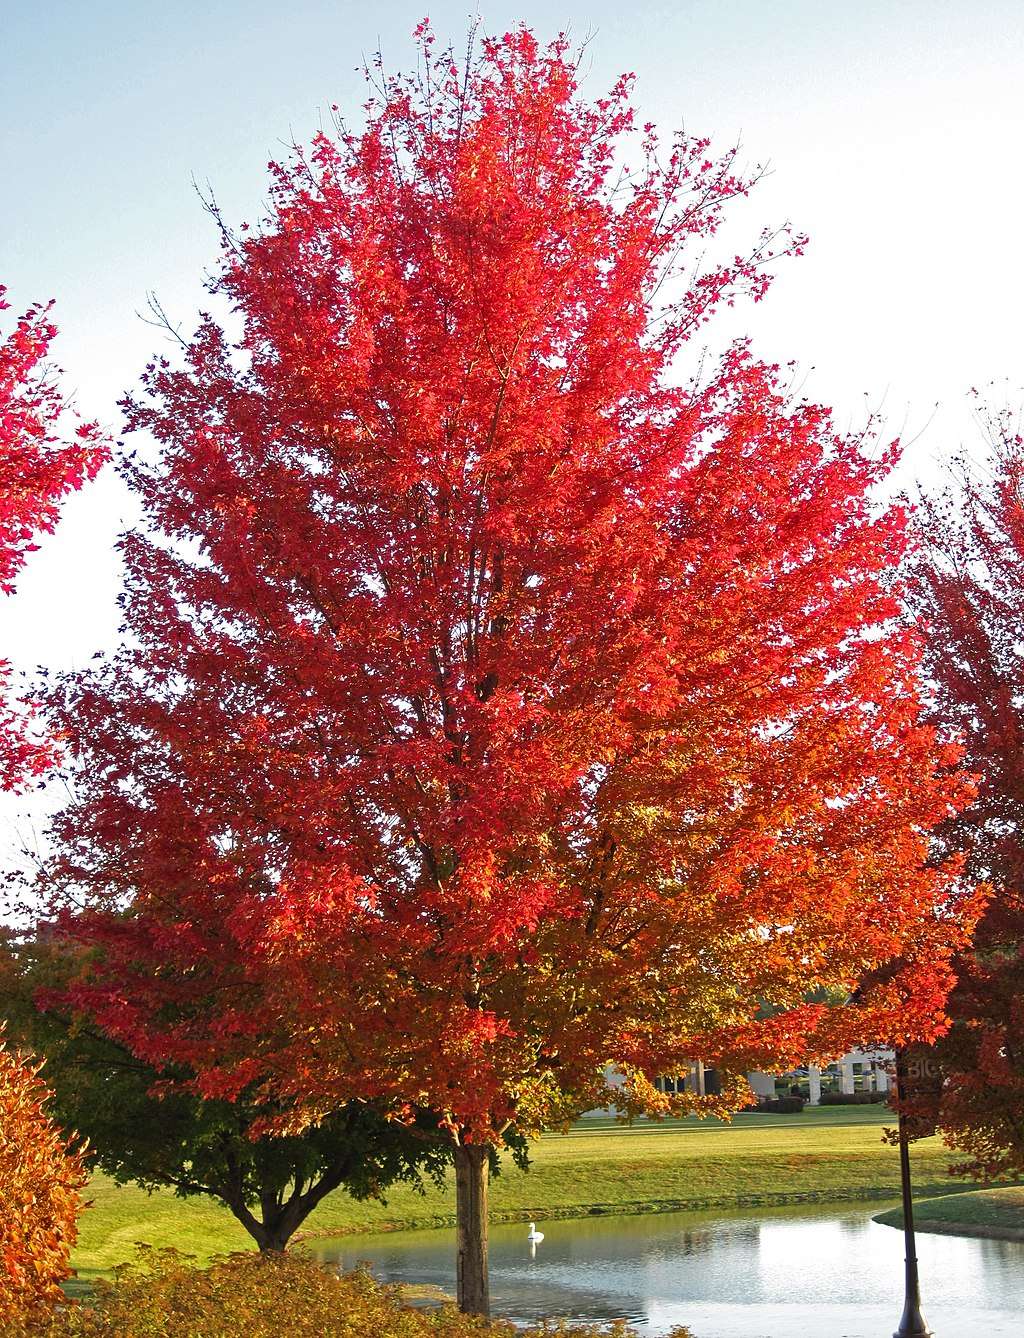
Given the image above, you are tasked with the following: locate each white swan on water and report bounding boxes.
[527,1222,544,1243]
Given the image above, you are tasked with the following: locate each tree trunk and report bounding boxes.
[222,1189,310,1255]
[454,1142,490,1317]
[255,1228,291,1253]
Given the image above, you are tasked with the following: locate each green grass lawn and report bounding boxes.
[875,1184,1024,1240]
[72,1105,977,1287]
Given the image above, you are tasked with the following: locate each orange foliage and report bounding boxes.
[0,1030,87,1330]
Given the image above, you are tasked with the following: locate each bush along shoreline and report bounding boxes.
[45,1252,696,1338]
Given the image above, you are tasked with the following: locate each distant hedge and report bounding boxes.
[819,1091,888,1106]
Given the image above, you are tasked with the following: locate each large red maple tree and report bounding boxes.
[910,407,1024,1180]
[48,28,978,1312]
[0,287,106,790]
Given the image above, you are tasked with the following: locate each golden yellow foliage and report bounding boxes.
[48,1250,693,1338]
[0,1031,87,1331]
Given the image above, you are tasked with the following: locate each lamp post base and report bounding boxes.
[893,1293,932,1336]
[893,1306,932,1338]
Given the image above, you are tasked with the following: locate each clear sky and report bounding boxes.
[2,0,1024,848]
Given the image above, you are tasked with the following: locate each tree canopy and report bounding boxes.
[912,406,1024,1178]
[43,26,980,1311]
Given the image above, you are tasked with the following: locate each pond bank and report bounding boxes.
[874,1184,1024,1242]
[292,1182,955,1243]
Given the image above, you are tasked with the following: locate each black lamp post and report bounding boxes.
[892,1047,933,1338]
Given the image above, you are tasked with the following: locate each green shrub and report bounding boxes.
[46,1249,694,1338]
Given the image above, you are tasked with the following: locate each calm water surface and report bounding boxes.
[311,1201,1024,1338]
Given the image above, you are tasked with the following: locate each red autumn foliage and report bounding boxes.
[0,287,107,790]
[0,289,103,1324]
[912,407,1024,1178]
[0,1029,88,1329]
[46,26,980,1308]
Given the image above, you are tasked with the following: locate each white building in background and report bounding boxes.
[745,1047,894,1104]
[586,1048,896,1116]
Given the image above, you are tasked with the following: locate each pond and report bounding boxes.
[310,1200,1024,1337]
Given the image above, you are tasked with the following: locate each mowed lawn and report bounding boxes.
[72,1105,973,1286]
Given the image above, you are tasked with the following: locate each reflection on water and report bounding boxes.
[310,1200,1024,1338]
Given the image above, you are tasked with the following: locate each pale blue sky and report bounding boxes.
[3,1,1024,846]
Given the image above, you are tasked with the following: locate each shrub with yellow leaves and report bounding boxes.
[0,1029,87,1331]
[47,1250,694,1338]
